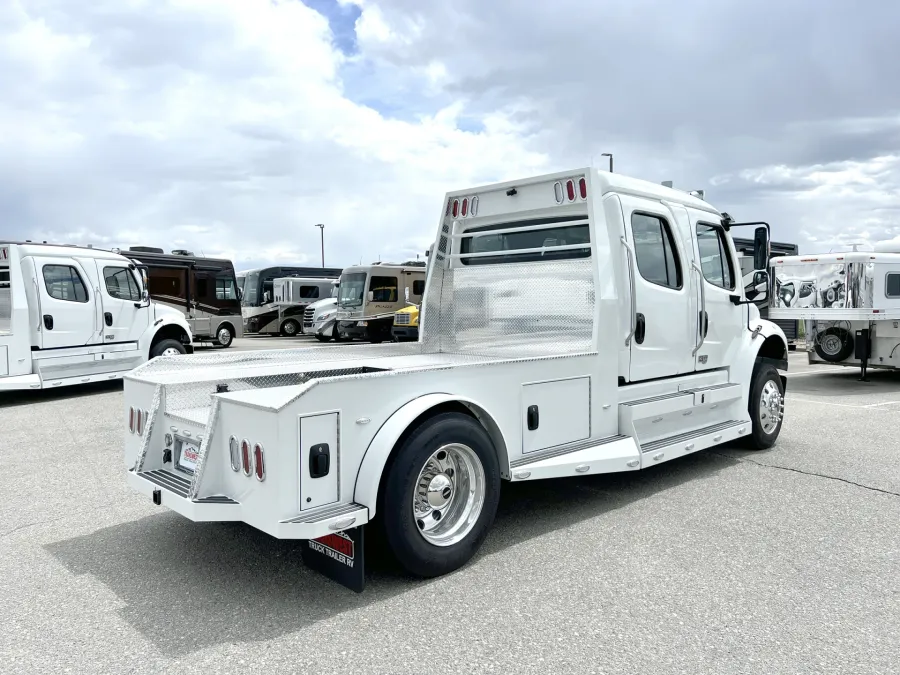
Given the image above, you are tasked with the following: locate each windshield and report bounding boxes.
[241,271,260,307]
[338,273,366,307]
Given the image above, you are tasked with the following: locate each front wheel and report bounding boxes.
[746,363,785,449]
[281,319,300,337]
[150,338,187,359]
[379,412,501,578]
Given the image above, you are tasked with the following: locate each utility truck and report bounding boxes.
[768,241,900,379]
[0,242,193,391]
[120,169,788,591]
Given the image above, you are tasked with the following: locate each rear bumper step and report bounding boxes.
[126,469,370,538]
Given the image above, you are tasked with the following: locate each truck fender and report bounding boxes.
[141,314,194,358]
[353,393,508,518]
[750,319,789,392]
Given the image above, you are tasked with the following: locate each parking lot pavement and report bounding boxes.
[1,350,898,674]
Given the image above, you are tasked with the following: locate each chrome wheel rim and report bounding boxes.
[412,443,485,547]
[161,347,181,357]
[284,322,297,335]
[217,327,232,345]
[759,380,784,434]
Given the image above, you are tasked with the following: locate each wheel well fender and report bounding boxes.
[353,393,509,518]
[148,321,192,355]
[754,333,789,392]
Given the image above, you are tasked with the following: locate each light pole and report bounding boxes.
[601,152,613,172]
[314,223,325,267]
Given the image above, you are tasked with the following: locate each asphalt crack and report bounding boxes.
[712,451,900,498]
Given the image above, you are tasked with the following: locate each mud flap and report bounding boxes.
[301,526,366,593]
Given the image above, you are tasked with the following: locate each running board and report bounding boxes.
[280,502,368,530]
[508,436,640,481]
[639,420,751,468]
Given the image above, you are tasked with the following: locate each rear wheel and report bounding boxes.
[216,325,234,348]
[379,412,501,578]
[746,363,785,449]
[150,338,186,359]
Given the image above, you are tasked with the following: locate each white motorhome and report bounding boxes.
[768,241,900,379]
[120,169,788,590]
[269,277,338,337]
[0,242,193,391]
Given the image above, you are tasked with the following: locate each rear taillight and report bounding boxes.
[254,443,265,481]
[241,439,252,476]
[565,179,576,202]
[229,436,240,472]
[451,199,459,217]
[136,409,144,436]
[470,195,478,216]
[578,177,587,200]
[553,181,564,204]
[128,407,135,433]
[461,198,468,217]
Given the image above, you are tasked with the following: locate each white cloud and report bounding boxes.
[0,0,548,268]
[2,0,900,266]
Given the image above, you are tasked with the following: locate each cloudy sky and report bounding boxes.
[2,0,899,270]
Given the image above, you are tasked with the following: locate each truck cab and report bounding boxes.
[121,168,788,589]
[392,304,419,341]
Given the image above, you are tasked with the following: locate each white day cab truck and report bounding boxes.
[768,241,900,380]
[0,242,194,391]
[121,169,789,591]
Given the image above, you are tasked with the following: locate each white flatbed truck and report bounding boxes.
[1,242,194,391]
[121,169,789,591]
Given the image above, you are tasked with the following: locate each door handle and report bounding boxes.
[104,312,113,327]
[527,405,539,431]
[309,443,330,479]
[635,313,646,344]
[699,310,708,338]
[43,315,53,330]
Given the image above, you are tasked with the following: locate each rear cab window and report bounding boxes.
[458,215,591,266]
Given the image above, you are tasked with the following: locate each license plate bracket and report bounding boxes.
[176,438,201,474]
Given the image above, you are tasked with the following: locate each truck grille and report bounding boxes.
[394,312,411,325]
[303,306,315,326]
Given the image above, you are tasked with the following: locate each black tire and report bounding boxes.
[814,327,854,362]
[281,319,300,337]
[150,338,187,359]
[746,362,785,450]
[379,412,501,578]
[216,324,234,348]
[314,333,330,343]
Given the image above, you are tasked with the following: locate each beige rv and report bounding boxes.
[326,261,427,343]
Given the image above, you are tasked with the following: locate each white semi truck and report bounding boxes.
[0,242,194,391]
[120,169,789,591]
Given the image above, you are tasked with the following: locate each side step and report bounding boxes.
[508,435,641,481]
[280,502,369,529]
[639,420,751,467]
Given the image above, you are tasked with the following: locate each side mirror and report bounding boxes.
[404,287,410,302]
[237,288,243,300]
[753,270,768,287]
[367,291,374,302]
[139,289,150,308]
[753,225,769,270]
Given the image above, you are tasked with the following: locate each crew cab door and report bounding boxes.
[97,262,149,343]
[620,196,696,381]
[33,257,99,349]
[686,211,743,371]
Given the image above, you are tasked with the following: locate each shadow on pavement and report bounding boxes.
[0,380,122,409]
[45,450,740,656]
